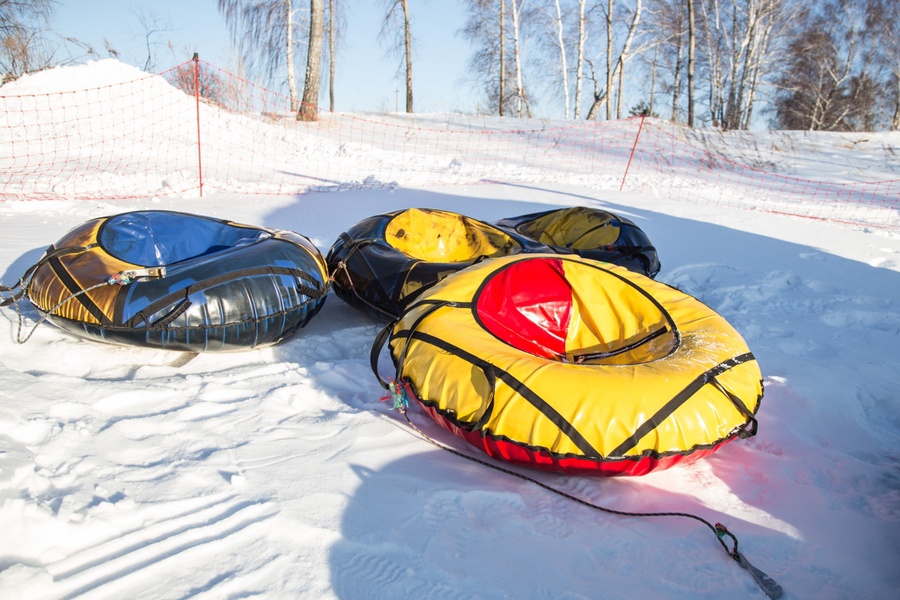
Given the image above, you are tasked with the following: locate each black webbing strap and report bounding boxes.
[371,299,600,458]
[608,352,757,457]
[126,266,326,329]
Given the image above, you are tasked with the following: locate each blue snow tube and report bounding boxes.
[25,210,329,352]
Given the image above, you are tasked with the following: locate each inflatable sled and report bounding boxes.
[327,208,546,320]
[22,210,329,352]
[374,254,763,476]
[494,206,661,278]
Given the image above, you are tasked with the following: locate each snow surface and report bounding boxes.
[1,61,899,600]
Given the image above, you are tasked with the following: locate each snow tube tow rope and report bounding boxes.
[372,254,764,476]
[494,206,661,278]
[5,210,329,351]
[381,384,782,599]
[326,208,547,321]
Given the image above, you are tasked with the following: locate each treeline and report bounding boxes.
[3,1,898,131]
[458,0,899,131]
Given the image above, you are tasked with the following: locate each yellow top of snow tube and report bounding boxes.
[382,254,763,476]
[384,208,518,263]
[511,205,622,250]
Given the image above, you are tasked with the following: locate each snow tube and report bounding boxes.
[494,206,661,278]
[24,210,329,351]
[374,254,762,476]
[327,208,546,321]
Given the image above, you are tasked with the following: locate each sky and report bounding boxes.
[52,0,479,114]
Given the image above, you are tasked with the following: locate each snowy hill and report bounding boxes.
[1,60,899,600]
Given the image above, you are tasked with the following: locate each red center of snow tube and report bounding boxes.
[475,257,572,359]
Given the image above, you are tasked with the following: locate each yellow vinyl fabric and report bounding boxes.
[27,218,138,325]
[385,208,519,263]
[513,206,620,251]
[388,254,763,466]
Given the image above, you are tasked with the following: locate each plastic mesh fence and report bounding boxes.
[1,58,897,230]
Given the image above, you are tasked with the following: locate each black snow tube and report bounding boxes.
[494,206,660,278]
[326,208,548,321]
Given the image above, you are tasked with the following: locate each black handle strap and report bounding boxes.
[370,319,398,390]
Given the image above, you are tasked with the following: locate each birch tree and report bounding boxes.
[507,0,531,116]
[774,1,878,131]
[460,0,530,117]
[380,0,414,112]
[298,0,323,120]
[500,0,506,115]
[641,0,687,121]
[217,0,307,111]
[327,0,336,111]
[695,0,790,130]
[685,0,695,125]
[533,0,577,118]
[551,0,570,117]
[867,0,900,130]
[574,0,586,118]
[585,0,642,120]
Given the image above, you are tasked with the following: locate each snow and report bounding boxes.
[1,60,900,600]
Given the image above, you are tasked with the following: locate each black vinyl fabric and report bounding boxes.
[494,206,661,278]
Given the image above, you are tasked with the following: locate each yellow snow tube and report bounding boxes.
[380,254,763,476]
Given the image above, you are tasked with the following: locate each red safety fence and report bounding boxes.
[1,57,897,230]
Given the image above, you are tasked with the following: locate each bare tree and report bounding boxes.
[574,0,586,118]
[500,0,506,115]
[867,0,900,130]
[217,0,307,111]
[694,0,792,130]
[380,0,414,112]
[130,7,173,72]
[685,0,695,125]
[604,0,612,119]
[327,0,336,111]
[298,0,324,120]
[460,0,519,116]
[585,0,642,120]
[532,0,575,118]
[507,0,531,116]
[0,0,56,82]
[640,0,686,121]
[774,1,878,131]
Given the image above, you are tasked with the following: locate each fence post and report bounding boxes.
[620,114,645,191]
[193,53,204,197]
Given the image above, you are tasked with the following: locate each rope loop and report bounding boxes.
[715,522,741,559]
[381,378,411,413]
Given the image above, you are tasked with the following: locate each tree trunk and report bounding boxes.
[511,0,526,116]
[553,0,569,119]
[298,0,324,121]
[286,0,297,112]
[649,42,658,115]
[329,0,335,112]
[574,0,586,119]
[615,0,641,119]
[500,0,506,116]
[893,76,900,130]
[672,24,683,122]
[402,0,413,112]
[686,0,695,127]
[606,0,613,120]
